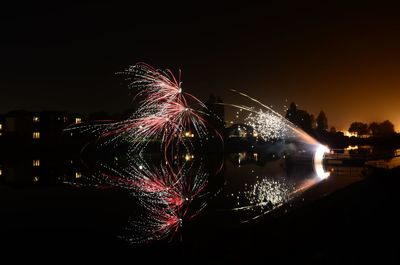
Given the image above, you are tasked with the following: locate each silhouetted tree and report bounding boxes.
[369,120,395,137]
[285,102,313,132]
[379,120,395,135]
[330,126,337,133]
[292,109,313,132]
[204,94,225,131]
[368,122,379,136]
[316,111,328,131]
[285,102,297,122]
[349,122,369,136]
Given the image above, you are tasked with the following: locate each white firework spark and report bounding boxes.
[232,177,293,212]
[244,178,292,208]
[225,89,318,145]
[245,110,292,141]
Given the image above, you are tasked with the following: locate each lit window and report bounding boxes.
[75,172,82,179]
[0,168,2,176]
[0,123,2,130]
[75,118,82,124]
[33,116,40,122]
[33,132,40,139]
[33,160,40,167]
[33,176,40,183]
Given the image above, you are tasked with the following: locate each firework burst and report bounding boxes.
[224,90,318,144]
[245,110,292,141]
[66,63,211,157]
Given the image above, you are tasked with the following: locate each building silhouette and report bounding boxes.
[0,110,84,147]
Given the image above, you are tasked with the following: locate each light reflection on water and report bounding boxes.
[215,150,324,222]
[0,146,388,227]
[0,156,84,186]
[1,143,390,246]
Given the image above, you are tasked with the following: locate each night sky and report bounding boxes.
[2,2,400,130]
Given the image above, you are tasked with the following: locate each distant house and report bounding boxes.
[0,110,90,184]
[2,110,33,141]
[0,110,85,145]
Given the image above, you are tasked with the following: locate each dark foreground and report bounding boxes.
[1,168,399,264]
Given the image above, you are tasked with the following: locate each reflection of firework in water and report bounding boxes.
[245,178,292,208]
[113,160,210,244]
[85,155,210,244]
[124,200,183,244]
[95,157,208,206]
[230,177,294,221]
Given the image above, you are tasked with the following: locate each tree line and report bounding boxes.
[285,102,396,137]
[348,120,395,137]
